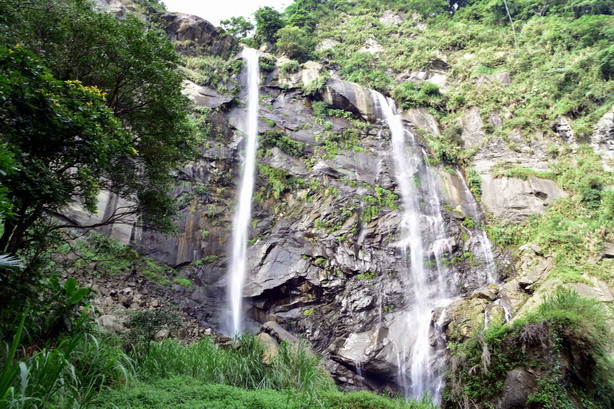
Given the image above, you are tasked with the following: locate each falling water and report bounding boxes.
[227,48,259,336]
[454,169,498,283]
[372,91,454,403]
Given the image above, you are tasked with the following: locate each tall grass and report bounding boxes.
[2,327,434,409]
[0,327,134,409]
[444,288,614,408]
[136,335,335,394]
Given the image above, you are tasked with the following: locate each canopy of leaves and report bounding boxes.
[254,6,286,45]
[276,26,315,62]
[0,46,131,254]
[221,16,255,39]
[0,0,196,236]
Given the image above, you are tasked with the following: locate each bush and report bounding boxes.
[595,45,614,80]
[444,288,614,409]
[392,82,442,110]
[125,310,184,354]
[262,130,306,157]
[276,26,315,62]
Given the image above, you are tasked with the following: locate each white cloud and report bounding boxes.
[162,0,292,26]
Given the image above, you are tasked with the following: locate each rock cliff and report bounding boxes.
[72,1,613,404]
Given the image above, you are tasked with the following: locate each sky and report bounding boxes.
[161,0,293,26]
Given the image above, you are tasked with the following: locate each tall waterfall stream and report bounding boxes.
[227,48,259,336]
[372,91,498,403]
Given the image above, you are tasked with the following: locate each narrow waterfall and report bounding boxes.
[227,48,259,336]
[455,169,498,283]
[372,91,454,403]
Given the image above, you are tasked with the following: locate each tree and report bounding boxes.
[254,6,286,45]
[221,16,255,39]
[0,0,196,236]
[0,46,132,255]
[275,26,315,62]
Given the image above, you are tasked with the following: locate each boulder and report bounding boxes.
[402,107,440,135]
[498,368,536,409]
[301,61,324,89]
[591,105,614,166]
[380,10,404,26]
[262,321,301,346]
[182,80,232,108]
[316,39,340,52]
[461,107,486,148]
[96,315,127,334]
[256,332,279,364]
[570,279,614,302]
[94,0,139,16]
[480,176,567,222]
[551,116,576,146]
[358,38,384,55]
[160,13,236,58]
[322,78,377,119]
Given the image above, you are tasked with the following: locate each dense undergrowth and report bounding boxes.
[1,318,435,409]
[444,288,614,409]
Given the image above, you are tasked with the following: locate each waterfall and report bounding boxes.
[227,48,259,336]
[372,91,454,403]
[454,169,498,283]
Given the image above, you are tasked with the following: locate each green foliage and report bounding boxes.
[59,232,172,284]
[255,6,286,45]
[0,148,16,219]
[423,129,463,166]
[302,71,330,95]
[338,53,394,93]
[126,310,184,354]
[279,59,301,75]
[183,56,243,95]
[444,288,613,409]
[257,165,306,200]
[0,46,130,255]
[490,163,555,180]
[1,0,197,239]
[392,82,443,110]
[485,147,613,282]
[261,130,306,157]
[220,16,255,39]
[0,321,135,409]
[96,377,305,409]
[355,271,376,280]
[285,0,329,32]
[95,375,435,409]
[276,26,315,62]
[595,45,614,79]
[465,167,482,199]
[323,389,436,409]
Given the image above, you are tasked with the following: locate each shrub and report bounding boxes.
[261,130,306,157]
[392,82,442,110]
[125,310,184,354]
[276,26,315,62]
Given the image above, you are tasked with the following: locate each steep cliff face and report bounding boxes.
[73,1,613,404]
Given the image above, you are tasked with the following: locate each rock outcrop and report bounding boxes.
[480,175,567,221]
[161,13,236,58]
[322,78,378,119]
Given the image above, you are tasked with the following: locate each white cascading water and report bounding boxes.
[227,48,259,336]
[455,169,498,283]
[372,91,455,402]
